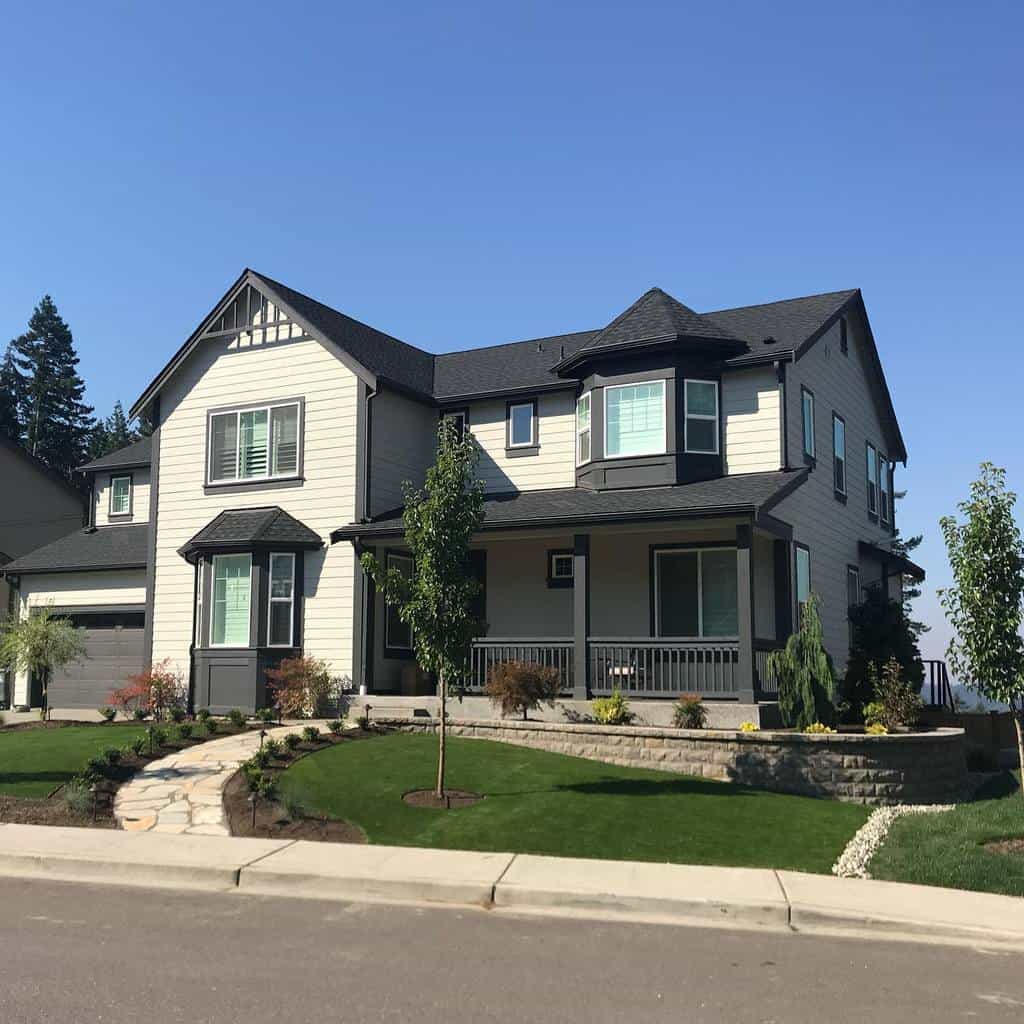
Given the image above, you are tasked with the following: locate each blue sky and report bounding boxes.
[2,2,1021,661]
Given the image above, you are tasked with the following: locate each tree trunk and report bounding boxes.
[436,671,447,800]
[1014,708,1024,800]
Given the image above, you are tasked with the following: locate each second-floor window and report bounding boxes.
[683,379,719,454]
[801,388,815,459]
[832,414,846,496]
[576,392,591,465]
[866,443,878,516]
[795,544,811,616]
[879,454,891,524]
[110,475,132,516]
[605,381,665,458]
[507,401,535,448]
[208,401,299,484]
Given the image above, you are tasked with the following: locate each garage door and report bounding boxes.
[47,609,146,710]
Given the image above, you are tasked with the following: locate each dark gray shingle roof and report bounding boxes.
[332,469,806,540]
[179,507,323,561]
[79,436,153,472]
[2,525,148,575]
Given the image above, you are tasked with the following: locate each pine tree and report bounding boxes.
[8,296,95,476]
[0,345,22,441]
[90,400,140,458]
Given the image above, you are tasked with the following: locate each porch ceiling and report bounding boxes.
[332,469,806,542]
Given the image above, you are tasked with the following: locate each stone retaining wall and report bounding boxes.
[380,718,967,805]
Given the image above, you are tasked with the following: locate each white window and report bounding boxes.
[549,552,574,581]
[211,554,251,647]
[846,566,861,610]
[683,380,719,454]
[654,547,738,638]
[833,415,846,495]
[385,553,414,652]
[604,381,666,458]
[879,455,890,524]
[208,401,299,484]
[866,443,878,515]
[508,402,535,448]
[110,475,132,516]
[195,561,205,647]
[575,392,591,465]
[795,545,811,613]
[801,388,815,458]
[268,552,295,647]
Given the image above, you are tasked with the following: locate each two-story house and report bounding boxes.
[3,270,922,715]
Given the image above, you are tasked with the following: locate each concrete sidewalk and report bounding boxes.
[1,823,1022,952]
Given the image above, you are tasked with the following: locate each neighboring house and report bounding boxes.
[3,438,149,709]
[3,270,922,713]
[0,433,87,707]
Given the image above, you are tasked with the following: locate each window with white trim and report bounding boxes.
[795,545,811,614]
[683,379,719,454]
[879,454,890,524]
[268,552,295,647]
[508,402,535,447]
[801,388,815,458]
[604,381,666,458]
[211,554,251,647]
[654,547,738,638]
[110,475,132,516]
[833,414,846,495]
[385,553,414,652]
[549,552,573,583]
[208,401,299,483]
[866,443,878,515]
[195,563,204,647]
[576,392,591,465]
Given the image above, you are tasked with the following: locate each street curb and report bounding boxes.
[1,824,1023,951]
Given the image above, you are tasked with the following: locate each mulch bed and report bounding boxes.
[224,729,383,844]
[403,788,483,809]
[984,838,1024,856]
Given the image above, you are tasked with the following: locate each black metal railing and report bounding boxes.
[467,638,575,693]
[922,659,955,711]
[588,638,741,697]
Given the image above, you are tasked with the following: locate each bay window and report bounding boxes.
[684,379,719,454]
[654,547,738,638]
[604,381,665,458]
[268,553,296,647]
[211,554,251,647]
[208,401,300,484]
[576,392,591,465]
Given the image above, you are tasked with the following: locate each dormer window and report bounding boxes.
[109,475,132,517]
[604,381,666,458]
[207,400,301,485]
[683,380,719,455]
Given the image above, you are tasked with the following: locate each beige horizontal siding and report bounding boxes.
[93,469,150,526]
[722,367,781,475]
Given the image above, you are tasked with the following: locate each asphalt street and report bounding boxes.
[2,878,1022,1022]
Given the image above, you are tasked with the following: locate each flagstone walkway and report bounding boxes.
[113,723,332,836]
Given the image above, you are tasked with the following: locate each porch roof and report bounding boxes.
[332,469,806,542]
[858,539,926,581]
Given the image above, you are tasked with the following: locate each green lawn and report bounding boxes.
[872,772,1024,896]
[0,725,150,798]
[280,732,870,873]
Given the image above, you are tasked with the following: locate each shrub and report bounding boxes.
[283,732,302,751]
[132,707,148,722]
[356,713,371,730]
[865,722,889,735]
[110,660,187,721]
[591,690,635,725]
[147,725,169,750]
[768,594,836,730]
[301,725,321,743]
[252,747,271,768]
[326,719,344,735]
[196,707,211,722]
[672,695,707,730]
[739,721,758,733]
[256,707,276,725]
[256,774,277,800]
[103,747,122,765]
[130,737,146,757]
[85,755,108,777]
[804,722,836,734]
[484,660,561,720]
[866,658,923,730]
[63,778,94,815]
[176,722,193,741]
[203,717,218,735]
[169,706,187,724]
[227,708,246,729]
[266,656,344,719]
[242,760,263,792]
[280,789,307,821]
[263,737,283,759]
[98,706,116,723]
[841,587,924,717]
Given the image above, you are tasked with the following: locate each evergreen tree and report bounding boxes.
[8,296,95,476]
[0,345,22,441]
[892,487,928,640]
[768,594,837,730]
[90,400,140,458]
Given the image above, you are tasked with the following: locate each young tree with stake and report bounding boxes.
[360,419,485,800]
[939,463,1024,797]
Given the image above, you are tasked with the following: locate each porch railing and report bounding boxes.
[588,639,741,698]
[467,638,575,693]
[753,639,784,696]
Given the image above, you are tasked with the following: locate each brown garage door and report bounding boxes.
[47,609,146,710]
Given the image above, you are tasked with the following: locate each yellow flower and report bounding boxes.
[804,722,836,734]
[865,722,888,735]
[739,721,758,733]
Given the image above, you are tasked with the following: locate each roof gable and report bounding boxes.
[79,435,152,472]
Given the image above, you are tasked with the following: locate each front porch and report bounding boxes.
[360,515,793,703]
